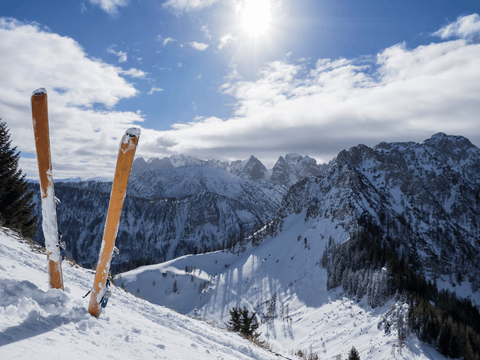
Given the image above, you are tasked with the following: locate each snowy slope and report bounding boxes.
[117,212,448,359]
[0,228,284,360]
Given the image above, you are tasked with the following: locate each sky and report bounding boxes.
[1,0,479,179]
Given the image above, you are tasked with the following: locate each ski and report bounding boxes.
[31,88,64,290]
[88,128,140,317]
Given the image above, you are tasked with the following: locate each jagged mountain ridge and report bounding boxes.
[30,166,284,271]
[131,153,332,186]
[273,133,480,285]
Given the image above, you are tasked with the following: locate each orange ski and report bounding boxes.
[88,128,140,317]
[31,88,64,290]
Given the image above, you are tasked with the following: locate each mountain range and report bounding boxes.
[131,153,333,186]
[30,152,330,271]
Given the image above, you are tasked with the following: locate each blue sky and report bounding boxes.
[1,0,480,179]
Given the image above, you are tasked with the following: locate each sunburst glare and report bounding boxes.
[240,0,271,37]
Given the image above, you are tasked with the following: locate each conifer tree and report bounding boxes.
[0,120,37,237]
[347,346,360,360]
[225,306,242,333]
[225,306,261,340]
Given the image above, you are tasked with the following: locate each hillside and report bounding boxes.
[0,227,283,360]
[117,212,451,359]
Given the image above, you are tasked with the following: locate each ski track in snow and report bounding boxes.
[0,228,282,360]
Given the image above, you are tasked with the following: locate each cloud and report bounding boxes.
[158,36,176,47]
[136,17,480,167]
[162,0,220,13]
[89,0,129,15]
[201,25,211,40]
[120,68,147,78]
[0,18,143,179]
[189,41,209,51]
[148,87,164,94]
[218,33,235,50]
[108,46,127,62]
[433,14,480,40]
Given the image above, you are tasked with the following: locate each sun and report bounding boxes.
[240,0,271,37]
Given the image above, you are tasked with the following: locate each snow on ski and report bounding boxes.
[88,128,140,318]
[31,88,64,290]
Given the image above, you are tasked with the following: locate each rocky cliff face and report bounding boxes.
[256,133,480,291]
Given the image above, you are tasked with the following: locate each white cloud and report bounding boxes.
[159,36,176,47]
[433,14,480,40]
[201,25,211,40]
[120,68,147,78]
[189,41,209,51]
[218,33,235,50]
[136,18,480,167]
[108,46,127,62]
[162,0,220,13]
[0,18,143,179]
[148,87,164,95]
[89,0,129,15]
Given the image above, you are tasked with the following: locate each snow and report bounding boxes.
[32,88,47,96]
[126,127,141,137]
[118,213,449,359]
[40,174,62,267]
[0,228,283,360]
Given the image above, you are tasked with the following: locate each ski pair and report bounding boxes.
[31,88,140,317]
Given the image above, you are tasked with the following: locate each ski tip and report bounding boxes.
[126,127,141,138]
[32,88,47,96]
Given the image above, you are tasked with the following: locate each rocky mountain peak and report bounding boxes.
[243,155,267,180]
[423,132,475,158]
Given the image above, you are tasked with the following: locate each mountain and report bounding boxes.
[0,227,282,360]
[30,165,284,272]
[271,153,333,185]
[131,154,229,176]
[131,153,332,186]
[117,133,480,359]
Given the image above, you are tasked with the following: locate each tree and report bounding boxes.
[0,120,37,237]
[347,346,360,360]
[225,307,242,333]
[225,306,262,341]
